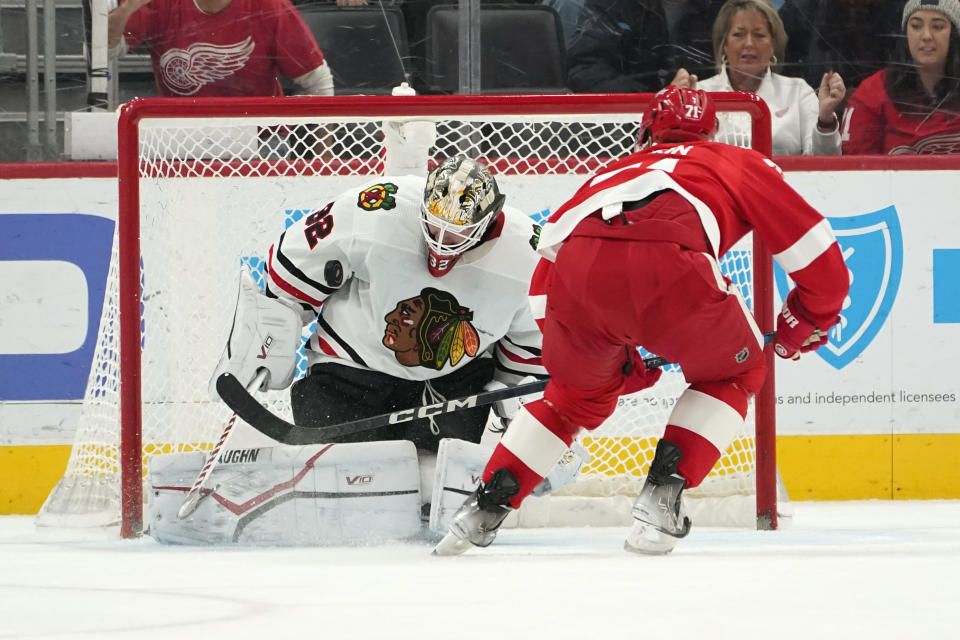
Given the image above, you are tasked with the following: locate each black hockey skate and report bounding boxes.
[432,468,519,556]
[624,439,692,555]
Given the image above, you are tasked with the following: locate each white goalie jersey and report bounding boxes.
[265,174,546,385]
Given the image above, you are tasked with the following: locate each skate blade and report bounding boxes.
[623,539,675,555]
[432,532,474,556]
[623,521,678,555]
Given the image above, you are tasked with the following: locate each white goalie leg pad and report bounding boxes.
[208,269,302,399]
[148,440,421,545]
[428,438,493,534]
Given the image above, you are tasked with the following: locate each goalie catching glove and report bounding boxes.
[209,270,302,398]
[774,290,831,360]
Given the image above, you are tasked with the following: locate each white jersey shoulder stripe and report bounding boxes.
[528,293,547,320]
[773,218,838,275]
[539,171,722,260]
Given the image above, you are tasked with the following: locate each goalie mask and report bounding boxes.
[639,86,718,147]
[421,155,506,277]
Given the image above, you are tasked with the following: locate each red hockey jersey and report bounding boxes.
[841,70,960,155]
[534,141,848,329]
[124,0,325,97]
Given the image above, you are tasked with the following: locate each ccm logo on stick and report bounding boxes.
[387,397,478,423]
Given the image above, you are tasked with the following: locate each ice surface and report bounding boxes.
[2,500,959,639]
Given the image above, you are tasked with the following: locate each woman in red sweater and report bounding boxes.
[841,0,960,154]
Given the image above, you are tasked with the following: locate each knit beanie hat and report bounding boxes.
[902,0,960,32]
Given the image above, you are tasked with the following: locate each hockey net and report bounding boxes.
[37,93,778,537]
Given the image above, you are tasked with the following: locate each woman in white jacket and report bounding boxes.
[672,0,844,156]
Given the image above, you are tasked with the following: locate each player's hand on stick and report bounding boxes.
[208,270,302,399]
[774,291,830,360]
[623,348,663,394]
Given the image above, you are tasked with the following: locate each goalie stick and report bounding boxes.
[215,331,775,445]
[177,369,268,519]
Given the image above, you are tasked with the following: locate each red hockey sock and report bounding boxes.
[663,381,750,488]
[662,424,721,489]
[482,445,544,509]
[483,399,575,508]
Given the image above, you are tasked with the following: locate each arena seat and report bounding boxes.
[424,4,568,94]
[296,5,411,95]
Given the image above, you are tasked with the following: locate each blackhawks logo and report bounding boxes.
[357,182,398,211]
[382,288,480,370]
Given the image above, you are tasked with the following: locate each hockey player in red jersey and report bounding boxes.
[435,86,850,556]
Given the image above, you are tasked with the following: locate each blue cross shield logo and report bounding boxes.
[775,206,903,369]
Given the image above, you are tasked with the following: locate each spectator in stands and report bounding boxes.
[400,0,542,94]
[659,0,728,79]
[107,0,334,97]
[842,0,960,155]
[542,0,585,49]
[565,0,725,92]
[565,0,670,92]
[779,0,901,95]
[672,0,844,155]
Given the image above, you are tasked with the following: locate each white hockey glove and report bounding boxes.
[486,376,543,433]
[208,270,302,399]
[382,116,437,175]
[531,441,590,497]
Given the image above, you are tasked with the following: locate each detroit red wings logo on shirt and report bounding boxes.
[158,36,256,96]
[889,132,960,155]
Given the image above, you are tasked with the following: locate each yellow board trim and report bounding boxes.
[3,434,960,514]
[0,445,72,514]
[778,434,960,500]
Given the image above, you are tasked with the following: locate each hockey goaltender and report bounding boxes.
[145,155,587,545]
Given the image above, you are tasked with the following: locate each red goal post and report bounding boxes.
[42,93,776,538]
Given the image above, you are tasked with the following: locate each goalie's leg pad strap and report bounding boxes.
[148,440,421,545]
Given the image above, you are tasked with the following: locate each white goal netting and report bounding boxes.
[37,94,777,535]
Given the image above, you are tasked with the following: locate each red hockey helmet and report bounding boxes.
[639,86,718,146]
